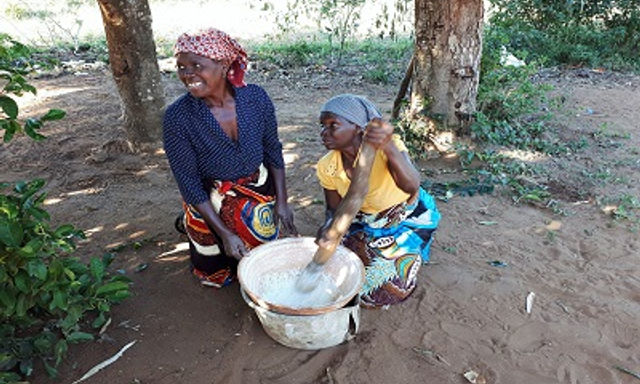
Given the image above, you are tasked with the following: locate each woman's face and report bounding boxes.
[319,112,360,150]
[176,52,227,97]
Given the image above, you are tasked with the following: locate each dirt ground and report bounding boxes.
[3,62,640,384]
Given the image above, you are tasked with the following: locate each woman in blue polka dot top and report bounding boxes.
[163,28,298,288]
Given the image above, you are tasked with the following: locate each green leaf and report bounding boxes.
[67,332,94,344]
[523,193,543,201]
[0,372,22,382]
[2,120,20,142]
[63,267,76,280]
[92,312,107,328]
[0,95,19,119]
[41,109,66,121]
[33,335,54,352]
[13,180,27,193]
[24,118,42,130]
[478,221,499,226]
[97,301,110,312]
[90,257,106,281]
[0,352,14,365]
[54,224,76,238]
[22,83,37,94]
[14,271,31,293]
[26,206,50,221]
[48,259,64,278]
[95,281,129,296]
[0,288,16,313]
[106,290,131,302]
[111,275,132,284]
[54,339,68,365]
[18,180,46,203]
[53,290,68,311]
[0,220,23,247]
[24,118,46,141]
[27,260,48,280]
[19,358,33,376]
[59,312,81,333]
[44,360,59,377]
[17,238,43,257]
[102,252,116,266]
[15,294,28,317]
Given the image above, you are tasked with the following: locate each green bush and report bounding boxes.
[1,35,132,383]
[1,34,66,142]
[0,180,132,382]
[251,39,331,68]
[487,0,640,72]
[473,26,559,153]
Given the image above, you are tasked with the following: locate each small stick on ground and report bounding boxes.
[326,367,335,384]
[614,366,640,381]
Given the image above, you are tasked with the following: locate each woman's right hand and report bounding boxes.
[364,118,393,149]
[220,232,247,261]
[195,201,248,260]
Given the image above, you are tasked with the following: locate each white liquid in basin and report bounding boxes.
[260,270,341,309]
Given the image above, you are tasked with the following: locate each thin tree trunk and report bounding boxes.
[392,54,415,120]
[412,0,483,133]
[97,0,165,146]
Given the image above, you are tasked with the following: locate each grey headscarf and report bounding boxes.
[320,94,381,128]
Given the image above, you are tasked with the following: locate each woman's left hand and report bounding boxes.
[274,201,298,236]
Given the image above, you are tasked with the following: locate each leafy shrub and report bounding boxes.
[487,0,640,72]
[270,0,366,53]
[1,35,132,383]
[1,34,66,142]
[251,40,331,68]
[0,180,132,382]
[473,26,559,153]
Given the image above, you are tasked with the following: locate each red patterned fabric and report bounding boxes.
[183,168,279,257]
[174,28,248,87]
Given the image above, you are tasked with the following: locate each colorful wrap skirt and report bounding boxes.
[342,188,440,308]
[182,165,279,287]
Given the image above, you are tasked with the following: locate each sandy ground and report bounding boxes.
[3,63,640,384]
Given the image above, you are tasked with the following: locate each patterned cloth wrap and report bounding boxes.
[343,185,440,308]
[183,166,279,287]
[174,27,248,87]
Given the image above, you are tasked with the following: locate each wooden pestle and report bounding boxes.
[296,127,378,292]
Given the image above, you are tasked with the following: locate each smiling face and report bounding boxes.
[319,112,361,150]
[176,52,228,98]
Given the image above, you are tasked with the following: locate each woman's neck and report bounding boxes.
[202,84,233,109]
[340,138,364,168]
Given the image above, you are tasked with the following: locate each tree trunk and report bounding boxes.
[412,0,483,133]
[97,0,165,146]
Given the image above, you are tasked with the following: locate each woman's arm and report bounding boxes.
[364,119,420,198]
[267,165,298,235]
[324,188,343,212]
[382,142,421,197]
[316,188,342,241]
[194,200,247,260]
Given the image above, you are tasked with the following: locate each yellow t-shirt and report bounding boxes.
[316,135,411,214]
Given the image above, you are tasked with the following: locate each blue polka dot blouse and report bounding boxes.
[163,84,285,206]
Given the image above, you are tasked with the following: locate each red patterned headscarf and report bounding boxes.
[174,28,248,87]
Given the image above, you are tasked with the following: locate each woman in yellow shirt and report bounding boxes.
[316,94,440,308]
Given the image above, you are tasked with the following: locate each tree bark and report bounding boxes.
[412,0,484,133]
[97,0,165,146]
